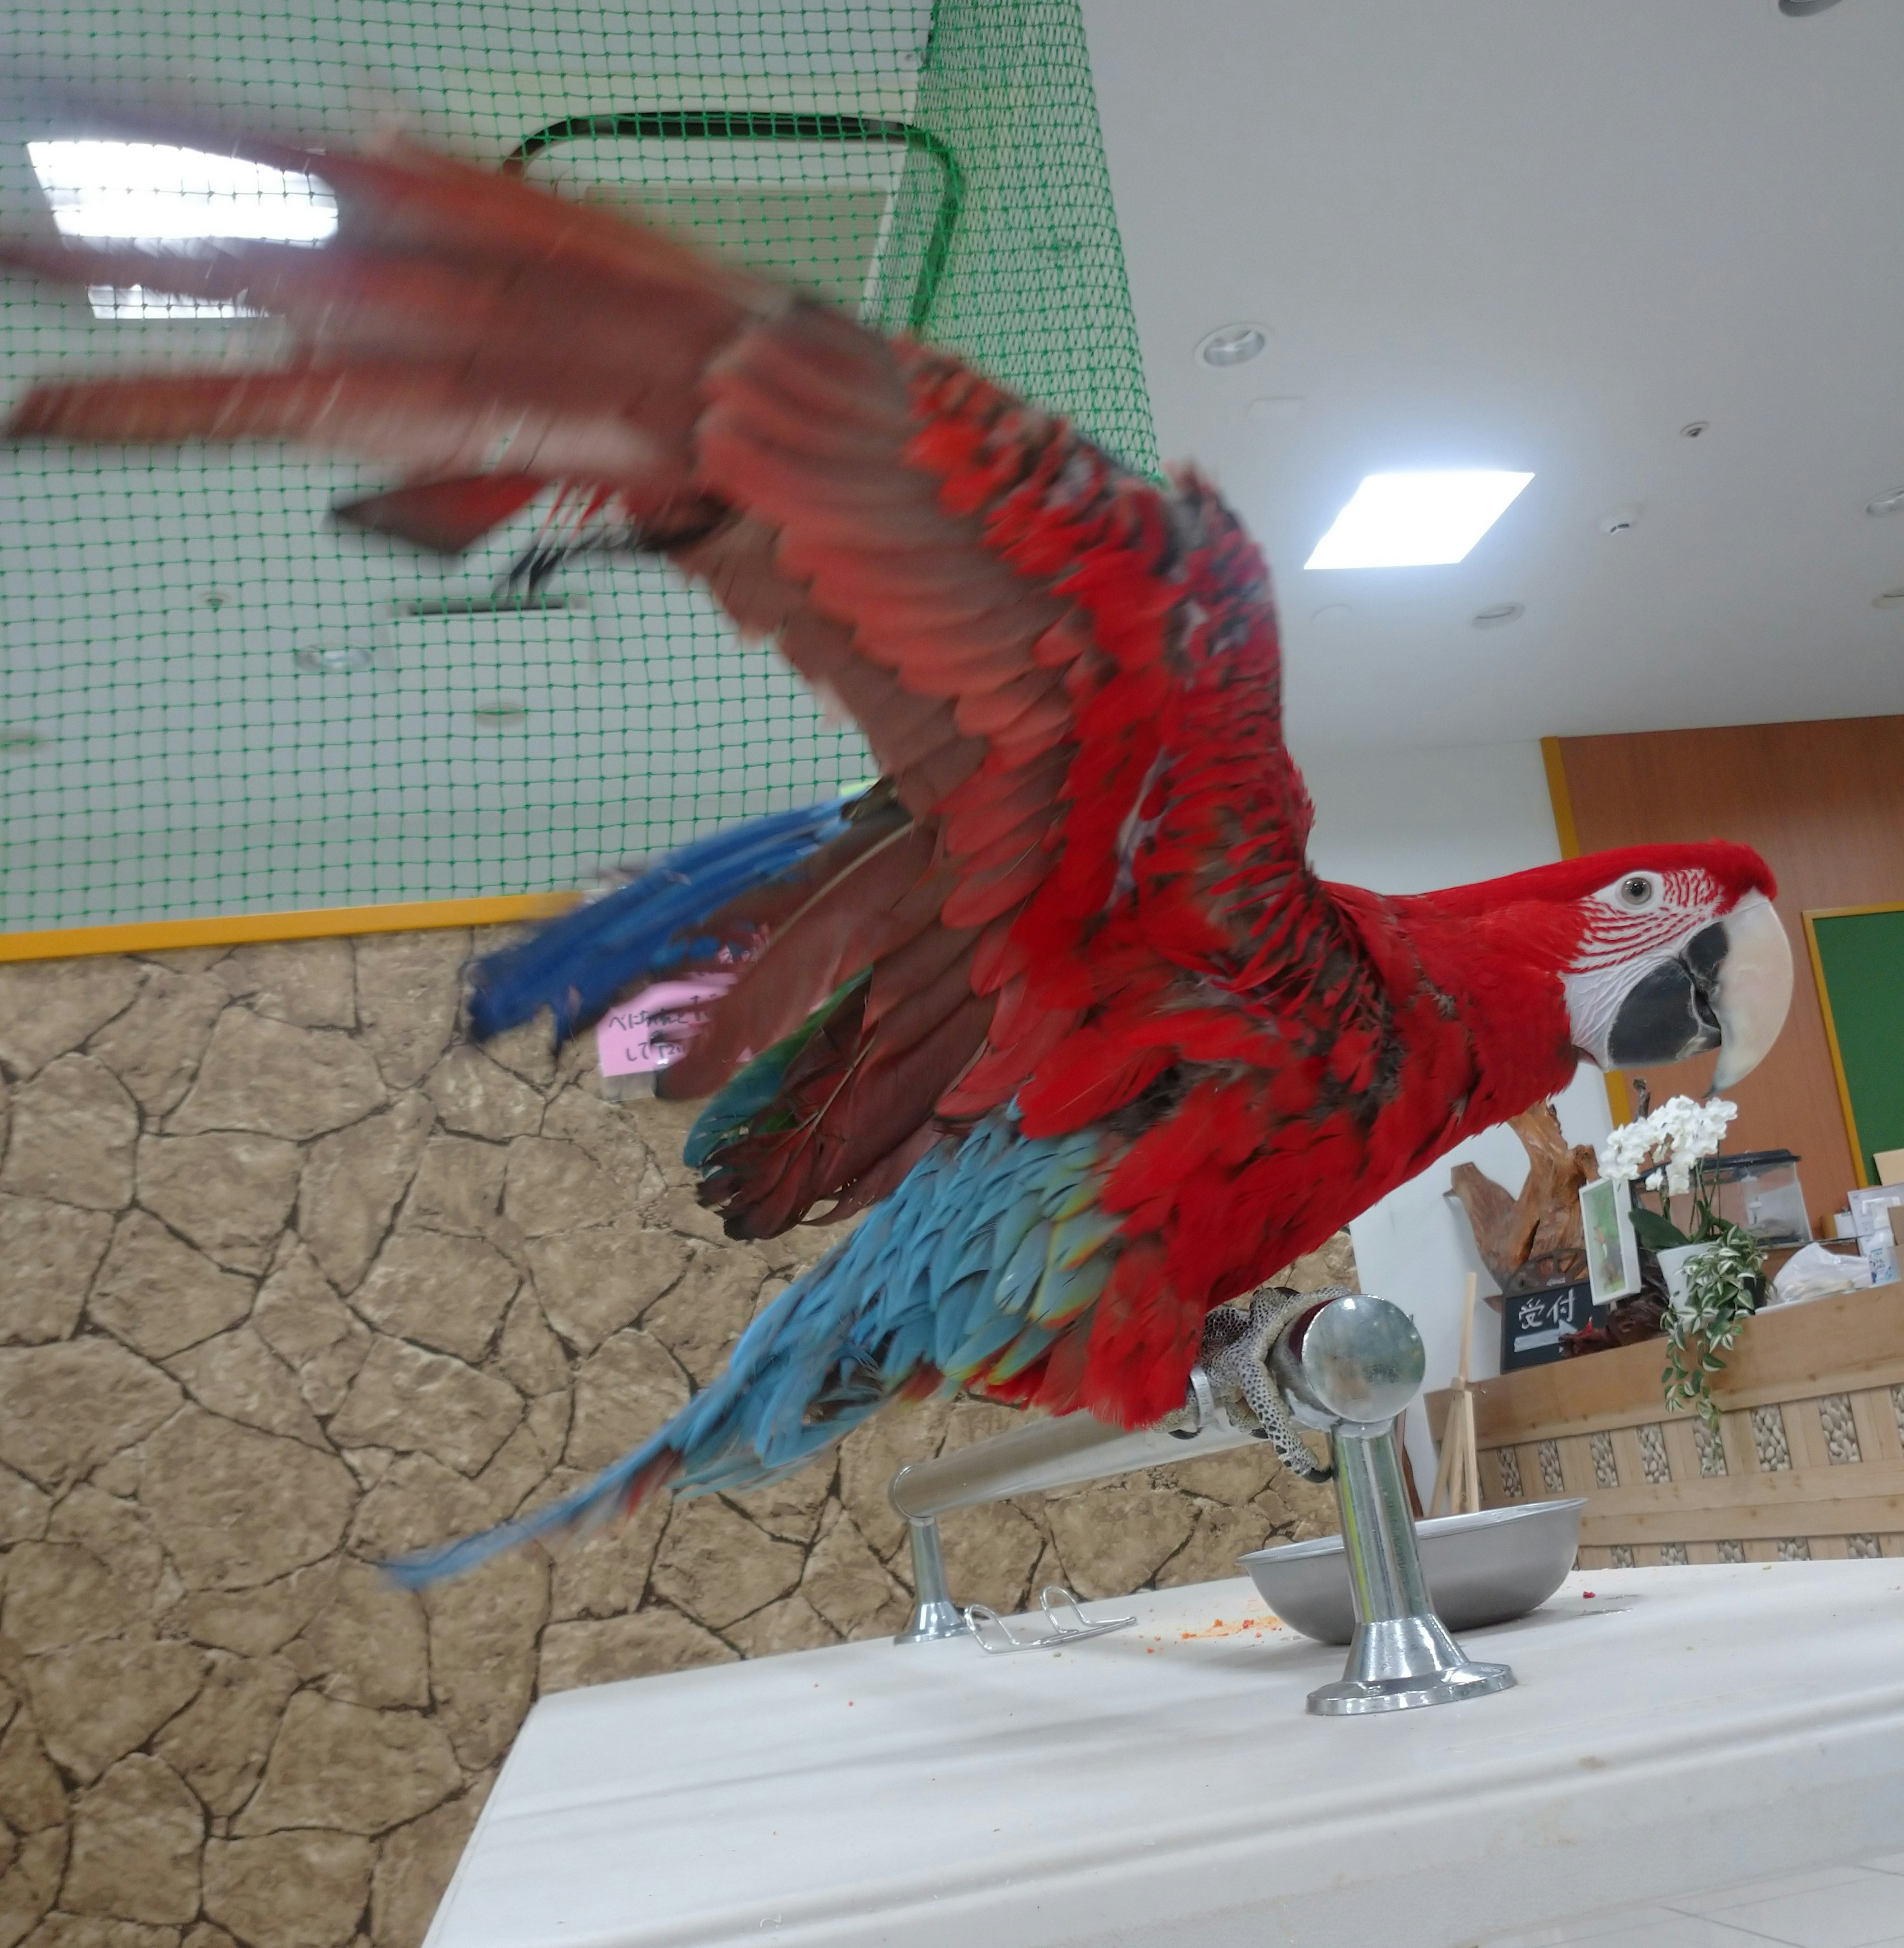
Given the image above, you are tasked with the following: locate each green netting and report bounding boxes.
[0,0,1156,931]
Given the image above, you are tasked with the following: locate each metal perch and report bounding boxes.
[888,1286,1515,1716]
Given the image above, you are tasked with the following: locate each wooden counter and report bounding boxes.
[1426,1283,1904,1566]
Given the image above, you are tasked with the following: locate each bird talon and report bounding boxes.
[1200,1287,1336,1482]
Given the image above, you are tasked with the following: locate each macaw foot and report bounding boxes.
[1200,1288,1345,1482]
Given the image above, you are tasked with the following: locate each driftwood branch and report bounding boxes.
[1449,1104,1599,1308]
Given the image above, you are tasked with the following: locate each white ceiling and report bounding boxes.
[1084,0,1904,753]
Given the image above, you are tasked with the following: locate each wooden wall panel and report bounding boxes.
[1552,716,1904,1231]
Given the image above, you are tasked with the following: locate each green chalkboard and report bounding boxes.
[1807,905,1904,1185]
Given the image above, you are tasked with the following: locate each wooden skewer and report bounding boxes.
[1428,1397,1458,1517]
[1457,1272,1481,1514]
[1458,1271,1478,1388]
[1432,1274,1485,1518]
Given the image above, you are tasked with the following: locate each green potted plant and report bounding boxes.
[1599,1095,1766,1432]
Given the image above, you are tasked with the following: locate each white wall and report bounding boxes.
[1296,737,1616,1491]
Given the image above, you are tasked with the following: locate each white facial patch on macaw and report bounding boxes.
[1561,866,1735,1070]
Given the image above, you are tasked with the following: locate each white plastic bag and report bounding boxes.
[1771,1242,1872,1307]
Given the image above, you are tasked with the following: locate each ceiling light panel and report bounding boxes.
[28,140,337,244]
[1305,471,1533,570]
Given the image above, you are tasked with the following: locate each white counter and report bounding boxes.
[427,1562,1904,1948]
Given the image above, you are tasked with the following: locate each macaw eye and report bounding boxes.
[1618,874,1656,908]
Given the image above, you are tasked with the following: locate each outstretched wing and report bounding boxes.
[3,131,1383,1423]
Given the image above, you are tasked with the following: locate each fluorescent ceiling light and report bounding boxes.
[86,285,259,321]
[1305,470,1533,570]
[28,140,336,244]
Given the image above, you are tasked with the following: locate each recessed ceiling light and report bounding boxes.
[1780,0,1842,16]
[1472,603,1525,628]
[1866,488,1904,517]
[1679,421,1710,439]
[294,642,374,673]
[1598,505,1642,536]
[1873,589,1904,609]
[1305,471,1533,571]
[1197,323,1269,368]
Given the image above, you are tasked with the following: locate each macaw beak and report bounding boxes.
[1708,893,1793,1090]
[1604,892,1793,1088]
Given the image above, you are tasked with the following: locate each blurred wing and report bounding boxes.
[3,132,1369,1421]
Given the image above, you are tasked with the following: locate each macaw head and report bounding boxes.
[1431,841,1793,1090]
[1553,844,1790,1088]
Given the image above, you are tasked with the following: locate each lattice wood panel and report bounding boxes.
[1428,1285,1904,1568]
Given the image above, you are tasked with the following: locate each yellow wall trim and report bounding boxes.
[0,891,578,965]
[1540,734,1581,861]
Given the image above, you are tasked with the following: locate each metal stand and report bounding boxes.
[890,1369,1262,1646]
[1305,1419,1515,1714]
[888,1284,1514,1718]
[894,1517,971,1644]
[1272,1294,1514,1716]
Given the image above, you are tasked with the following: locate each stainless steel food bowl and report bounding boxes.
[1238,1498,1587,1644]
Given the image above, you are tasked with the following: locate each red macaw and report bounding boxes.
[1,131,1794,1578]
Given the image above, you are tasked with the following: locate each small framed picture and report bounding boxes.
[1580,1177,1643,1304]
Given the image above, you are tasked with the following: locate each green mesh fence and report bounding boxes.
[0,0,1155,932]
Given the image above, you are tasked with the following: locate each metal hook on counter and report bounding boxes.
[965,1586,1137,1655]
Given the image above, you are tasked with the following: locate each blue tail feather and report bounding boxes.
[467,793,865,1045]
[382,1431,675,1587]
[382,1113,1133,1589]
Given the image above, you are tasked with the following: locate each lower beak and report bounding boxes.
[1709,893,1793,1090]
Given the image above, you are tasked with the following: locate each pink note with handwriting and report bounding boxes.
[595,977,733,1076]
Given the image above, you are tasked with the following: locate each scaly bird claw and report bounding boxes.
[1200,1287,1336,1482]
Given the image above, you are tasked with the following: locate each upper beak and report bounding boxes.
[1709,893,1793,1090]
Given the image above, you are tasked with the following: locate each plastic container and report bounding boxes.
[1848,1185,1904,1243]
[1705,1150,1810,1247]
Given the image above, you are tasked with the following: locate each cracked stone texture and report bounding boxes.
[0,933,1345,1947]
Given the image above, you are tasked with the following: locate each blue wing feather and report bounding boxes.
[467,793,866,1044]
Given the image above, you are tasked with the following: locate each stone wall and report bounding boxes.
[0,930,1346,1948]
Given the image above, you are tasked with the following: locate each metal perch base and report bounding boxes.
[889,1286,1515,1717]
[1304,1418,1514,1715]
